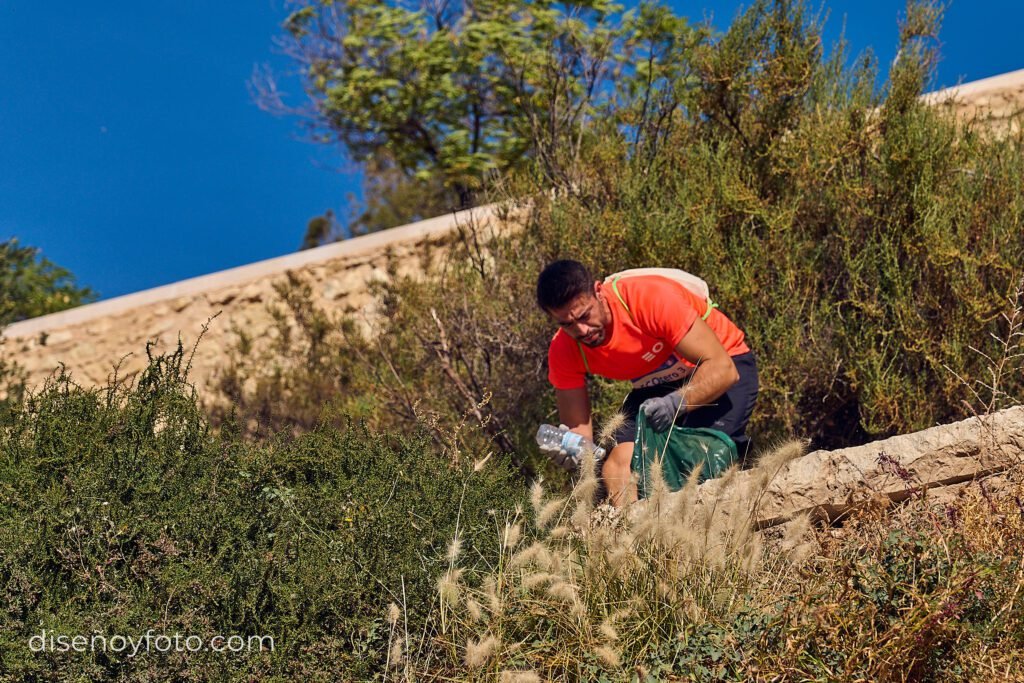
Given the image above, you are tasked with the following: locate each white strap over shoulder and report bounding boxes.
[605,267,711,300]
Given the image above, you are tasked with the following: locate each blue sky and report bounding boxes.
[2,1,1021,301]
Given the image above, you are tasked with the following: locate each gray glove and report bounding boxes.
[640,391,685,432]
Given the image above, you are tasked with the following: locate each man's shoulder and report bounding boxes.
[615,273,697,307]
[613,272,701,344]
[547,328,586,388]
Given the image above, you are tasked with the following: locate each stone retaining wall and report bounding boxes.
[923,68,1024,135]
[1,204,502,396]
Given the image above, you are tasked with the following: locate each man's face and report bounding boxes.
[548,285,612,347]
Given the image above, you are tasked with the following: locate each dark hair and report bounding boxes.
[536,260,594,311]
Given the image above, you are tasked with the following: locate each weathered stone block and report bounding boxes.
[693,406,1024,529]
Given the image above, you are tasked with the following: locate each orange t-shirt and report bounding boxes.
[547,275,750,390]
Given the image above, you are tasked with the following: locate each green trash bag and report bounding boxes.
[630,412,738,498]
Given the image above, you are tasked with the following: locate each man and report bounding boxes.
[537,260,758,507]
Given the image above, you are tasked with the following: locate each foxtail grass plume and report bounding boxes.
[447,534,463,564]
[780,511,817,566]
[571,452,600,529]
[749,439,807,490]
[595,645,621,668]
[742,531,765,574]
[510,541,545,569]
[537,497,567,528]
[482,576,502,615]
[544,579,578,604]
[597,413,626,448]
[645,451,674,512]
[464,634,500,668]
[473,450,493,472]
[599,620,619,642]
[604,543,635,578]
[437,568,463,606]
[713,463,741,497]
[502,523,522,550]
[549,524,571,539]
[388,637,404,669]
[521,571,556,591]
[530,480,545,517]
[610,606,635,623]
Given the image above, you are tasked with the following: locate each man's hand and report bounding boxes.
[548,424,579,470]
[640,392,685,432]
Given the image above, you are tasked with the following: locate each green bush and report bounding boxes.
[214,272,370,437]
[529,0,1024,447]
[214,241,587,481]
[754,488,1024,681]
[1,236,94,431]
[219,0,1023,476]
[0,343,524,681]
[1,238,96,328]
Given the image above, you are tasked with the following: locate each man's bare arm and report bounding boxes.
[555,387,593,441]
[673,316,739,410]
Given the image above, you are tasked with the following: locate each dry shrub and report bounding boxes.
[757,468,1024,681]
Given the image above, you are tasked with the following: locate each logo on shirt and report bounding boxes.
[641,342,665,363]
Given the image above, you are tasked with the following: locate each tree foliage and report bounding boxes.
[303,152,457,246]
[1,237,94,428]
[0,238,96,328]
[299,209,341,250]
[257,0,700,242]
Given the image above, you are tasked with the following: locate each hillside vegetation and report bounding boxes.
[3,337,1023,680]
[2,0,1023,680]
[0,344,523,680]
[222,0,1023,468]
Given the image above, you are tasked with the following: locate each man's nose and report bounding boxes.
[571,322,590,337]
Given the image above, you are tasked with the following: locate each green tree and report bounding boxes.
[343,151,458,237]
[301,153,458,247]
[299,208,340,250]
[1,237,95,424]
[0,238,96,328]
[231,0,1024,457]
[256,0,700,244]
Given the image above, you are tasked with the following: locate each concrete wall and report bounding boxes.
[922,68,1024,135]
[1,204,502,395]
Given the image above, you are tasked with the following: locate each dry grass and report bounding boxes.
[403,438,815,680]
[392,435,1024,681]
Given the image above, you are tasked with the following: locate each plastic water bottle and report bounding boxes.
[535,424,606,466]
